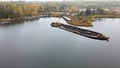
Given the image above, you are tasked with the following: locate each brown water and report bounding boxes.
[0,17,120,68]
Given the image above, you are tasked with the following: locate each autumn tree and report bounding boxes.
[0,2,39,19]
[71,6,78,13]
[26,4,39,16]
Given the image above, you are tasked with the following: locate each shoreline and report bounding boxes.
[1,13,120,26]
[66,16,95,27]
[0,15,49,24]
[66,14,120,27]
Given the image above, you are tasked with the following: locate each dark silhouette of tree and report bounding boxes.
[85,9,91,16]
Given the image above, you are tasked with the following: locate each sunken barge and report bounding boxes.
[51,22,109,41]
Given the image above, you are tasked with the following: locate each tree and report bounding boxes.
[26,4,39,16]
[85,8,91,16]
[97,8,105,14]
[79,11,84,16]
[17,6,24,17]
[71,6,78,13]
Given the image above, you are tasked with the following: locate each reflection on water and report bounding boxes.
[0,18,120,68]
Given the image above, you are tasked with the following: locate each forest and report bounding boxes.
[0,1,120,18]
[0,2,39,19]
[0,1,120,25]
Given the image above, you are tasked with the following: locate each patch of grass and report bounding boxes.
[94,14,120,18]
[0,18,7,22]
[67,16,95,27]
[49,13,63,17]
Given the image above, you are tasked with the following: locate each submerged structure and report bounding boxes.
[51,22,109,41]
[62,16,71,21]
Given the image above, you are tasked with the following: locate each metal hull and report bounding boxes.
[51,22,109,41]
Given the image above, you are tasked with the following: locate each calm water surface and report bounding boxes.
[0,17,120,68]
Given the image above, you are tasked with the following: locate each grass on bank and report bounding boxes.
[94,14,120,18]
[66,14,120,27]
[67,16,96,27]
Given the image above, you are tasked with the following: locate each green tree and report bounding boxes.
[85,9,91,16]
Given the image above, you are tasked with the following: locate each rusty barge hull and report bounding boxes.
[51,22,109,41]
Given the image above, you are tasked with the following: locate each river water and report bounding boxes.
[0,17,120,68]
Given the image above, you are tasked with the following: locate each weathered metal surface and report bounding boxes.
[51,22,109,41]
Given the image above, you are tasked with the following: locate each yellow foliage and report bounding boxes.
[27,4,39,16]
[17,6,24,17]
[71,6,78,13]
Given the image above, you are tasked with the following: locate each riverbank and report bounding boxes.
[0,15,49,24]
[66,16,96,27]
[94,14,120,18]
[1,12,120,26]
[65,14,120,27]
[49,12,63,17]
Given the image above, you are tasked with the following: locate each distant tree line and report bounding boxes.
[0,2,39,19]
[0,1,118,19]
